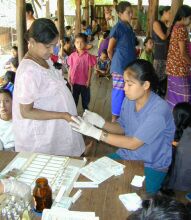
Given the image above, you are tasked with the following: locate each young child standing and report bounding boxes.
[139,37,154,64]
[96,49,110,78]
[67,33,96,110]
[0,89,14,151]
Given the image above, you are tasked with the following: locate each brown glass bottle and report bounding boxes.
[33,177,52,213]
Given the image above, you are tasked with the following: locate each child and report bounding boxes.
[1,71,15,94]
[70,59,175,195]
[162,102,191,193]
[65,25,74,44]
[98,30,110,57]
[139,37,154,64]
[108,1,136,122]
[96,49,110,78]
[4,46,18,71]
[67,33,96,110]
[0,89,14,151]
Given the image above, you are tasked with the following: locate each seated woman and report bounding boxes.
[70,59,175,195]
[0,89,14,151]
[12,18,85,156]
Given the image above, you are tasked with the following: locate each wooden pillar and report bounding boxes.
[84,0,89,26]
[57,0,65,40]
[46,0,50,18]
[90,0,94,26]
[16,0,27,62]
[75,0,81,35]
[137,0,142,33]
[147,0,158,36]
[170,0,183,25]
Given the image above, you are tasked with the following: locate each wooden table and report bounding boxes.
[0,151,145,220]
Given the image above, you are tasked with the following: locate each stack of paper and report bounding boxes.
[119,193,142,211]
[42,208,99,220]
[80,157,125,184]
[131,175,145,187]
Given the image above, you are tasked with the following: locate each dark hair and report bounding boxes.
[103,30,110,39]
[173,5,191,26]
[159,6,171,16]
[4,71,15,84]
[173,102,191,141]
[81,20,87,26]
[12,46,18,51]
[75,33,87,43]
[0,88,12,99]
[64,37,71,44]
[144,37,153,46]
[101,49,108,56]
[125,59,159,92]
[65,25,71,30]
[128,195,191,220]
[116,1,131,14]
[27,18,59,44]
[26,3,34,15]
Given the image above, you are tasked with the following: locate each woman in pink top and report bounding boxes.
[13,18,85,156]
[67,33,96,110]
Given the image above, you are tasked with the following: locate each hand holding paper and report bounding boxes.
[70,116,102,140]
[83,110,105,128]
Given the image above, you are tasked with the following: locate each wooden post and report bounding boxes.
[89,0,94,26]
[16,0,27,62]
[84,0,89,26]
[46,0,50,18]
[137,0,142,33]
[147,0,158,36]
[57,0,65,40]
[170,0,183,25]
[75,0,81,35]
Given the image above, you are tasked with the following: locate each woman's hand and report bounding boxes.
[63,112,73,122]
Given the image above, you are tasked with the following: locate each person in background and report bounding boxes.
[92,19,101,40]
[1,71,15,94]
[96,49,110,78]
[70,60,175,195]
[98,30,110,57]
[65,25,74,44]
[112,0,118,25]
[108,1,136,122]
[67,33,96,110]
[139,37,154,64]
[4,46,18,71]
[152,6,171,97]
[13,18,85,156]
[166,5,191,108]
[0,89,14,151]
[128,194,191,220]
[26,3,35,30]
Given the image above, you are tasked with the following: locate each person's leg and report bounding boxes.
[144,167,167,195]
[81,85,90,110]
[72,84,81,107]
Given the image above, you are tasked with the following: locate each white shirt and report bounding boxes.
[0,119,14,150]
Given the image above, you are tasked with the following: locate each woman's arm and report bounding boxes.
[178,41,191,65]
[103,121,125,134]
[20,103,73,122]
[153,21,169,40]
[107,37,117,60]
[101,132,144,150]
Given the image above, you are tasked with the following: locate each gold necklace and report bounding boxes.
[24,52,49,69]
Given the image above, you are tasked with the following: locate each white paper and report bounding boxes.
[1,157,27,174]
[131,175,145,188]
[42,208,99,220]
[119,193,142,211]
[74,182,98,188]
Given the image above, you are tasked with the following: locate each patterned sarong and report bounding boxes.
[166,74,191,108]
[111,73,125,116]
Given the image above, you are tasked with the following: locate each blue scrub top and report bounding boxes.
[110,20,136,75]
[117,92,175,170]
